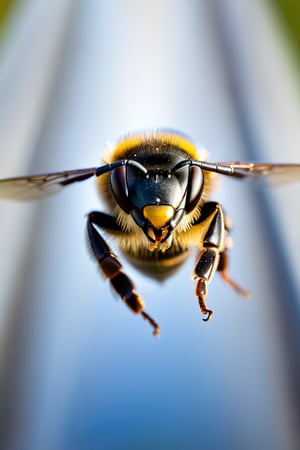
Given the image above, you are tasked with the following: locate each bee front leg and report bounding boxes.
[193,202,227,321]
[193,202,249,321]
[87,212,160,336]
[193,201,237,321]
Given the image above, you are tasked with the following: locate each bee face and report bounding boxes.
[109,146,205,248]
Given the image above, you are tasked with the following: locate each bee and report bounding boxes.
[1,129,300,336]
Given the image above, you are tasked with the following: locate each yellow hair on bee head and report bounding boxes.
[102,128,201,163]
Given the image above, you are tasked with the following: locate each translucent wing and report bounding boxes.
[0,167,96,201]
[214,162,300,185]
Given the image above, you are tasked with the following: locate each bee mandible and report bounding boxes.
[1,129,300,336]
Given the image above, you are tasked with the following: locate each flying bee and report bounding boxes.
[1,129,300,336]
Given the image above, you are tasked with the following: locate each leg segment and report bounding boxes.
[87,211,160,336]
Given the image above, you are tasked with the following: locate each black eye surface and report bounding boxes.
[110,166,131,213]
[185,166,204,212]
[172,164,189,186]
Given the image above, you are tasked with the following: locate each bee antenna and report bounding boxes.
[95,159,148,177]
[173,160,243,178]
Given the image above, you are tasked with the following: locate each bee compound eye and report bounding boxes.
[110,166,131,213]
[185,166,204,212]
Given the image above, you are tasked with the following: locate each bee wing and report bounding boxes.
[216,162,300,186]
[0,167,96,201]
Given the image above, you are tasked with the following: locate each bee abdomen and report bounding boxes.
[123,247,190,280]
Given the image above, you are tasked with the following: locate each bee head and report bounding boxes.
[110,160,204,250]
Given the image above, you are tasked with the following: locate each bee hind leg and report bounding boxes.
[218,251,250,298]
[87,212,160,336]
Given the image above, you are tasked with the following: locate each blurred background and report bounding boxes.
[0,1,300,449]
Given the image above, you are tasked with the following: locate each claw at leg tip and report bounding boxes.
[141,310,160,337]
[243,290,251,299]
[153,327,160,337]
[202,310,213,322]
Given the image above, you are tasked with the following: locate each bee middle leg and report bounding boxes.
[87,211,160,336]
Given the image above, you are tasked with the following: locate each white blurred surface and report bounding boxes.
[0,0,75,340]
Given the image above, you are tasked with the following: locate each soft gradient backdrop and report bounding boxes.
[0,1,300,449]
